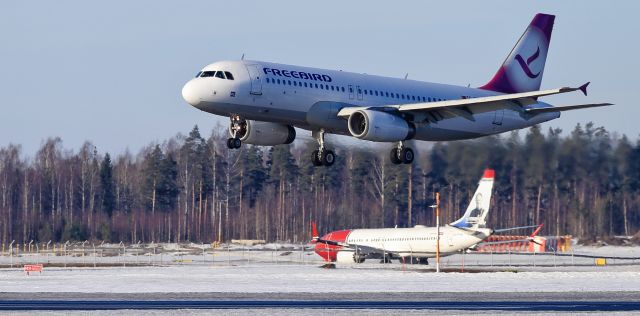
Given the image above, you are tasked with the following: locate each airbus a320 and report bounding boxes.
[181,13,610,167]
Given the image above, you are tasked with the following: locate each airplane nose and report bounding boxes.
[181,80,200,106]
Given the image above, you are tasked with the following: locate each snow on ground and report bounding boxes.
[0,263,639,293]
[0,244,638,294]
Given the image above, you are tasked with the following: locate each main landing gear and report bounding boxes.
[390,141,414,165]
[311,129,335,167]
[226,115,245,149]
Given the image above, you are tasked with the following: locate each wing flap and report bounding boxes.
[525,103,613,114]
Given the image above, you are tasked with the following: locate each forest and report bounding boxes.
[0,122,638,244]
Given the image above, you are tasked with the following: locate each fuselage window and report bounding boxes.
[358,88,362,94]
[315,84,319,88]
[320,84,324,89]
[201,71,216,77]
[341,87,345,92]
[276,79,280,84]
[349,87,354,93]
[266,78,270,83]
[385,92,389,97]
[364,90,368,95]
[224,71,234,80]
[304,82,308,87]
[331,86,334,91]
[287,80,291,85]
[374,91,378,96]
[215,71,226,79]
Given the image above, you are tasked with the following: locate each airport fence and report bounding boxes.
[0,241,639,270]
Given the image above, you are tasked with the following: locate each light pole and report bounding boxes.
[9,240,15,268]
[436,192,441,273]
[430,193,441,273]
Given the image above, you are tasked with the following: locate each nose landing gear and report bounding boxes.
[311,129,335,167]
[390,141,414,164]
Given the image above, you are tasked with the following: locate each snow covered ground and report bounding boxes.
[0,244,638,294]
[2,264,640,293]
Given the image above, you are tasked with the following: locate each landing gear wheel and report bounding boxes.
[311,150,322,166]
[390,148,402,165]
[321,150,335,166]
[400,148,414,164]
[227,138,241,149]
[311,129,336,167]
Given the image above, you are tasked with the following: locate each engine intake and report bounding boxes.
[232,120,296,146]
[347,110,415,142]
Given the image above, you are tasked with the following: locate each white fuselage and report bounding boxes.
[181,60,559,141]
[345,226,491,258]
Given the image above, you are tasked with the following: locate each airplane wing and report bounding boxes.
[337,82,610,121]
[524,103,612,114]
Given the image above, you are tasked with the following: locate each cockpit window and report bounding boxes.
[200,71,216,77]
[224,71,234,80]
[195,71,202,78]
[215,71,226,79]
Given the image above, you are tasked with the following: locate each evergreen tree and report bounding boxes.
[100,153,115,217]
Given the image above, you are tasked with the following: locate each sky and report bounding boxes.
[1,1,638,157]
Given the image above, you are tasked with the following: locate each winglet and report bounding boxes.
[529,224,544,238]
[482,169,495,180]
[311,221,319,242]
[579,82,590,96]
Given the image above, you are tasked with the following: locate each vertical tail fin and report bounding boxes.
[311,221,319,242]
[451,169,495,229]
[480,13,555,94]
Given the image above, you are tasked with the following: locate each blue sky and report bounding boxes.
[1,1,637,156]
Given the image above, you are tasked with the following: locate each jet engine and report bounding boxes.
[232,120,296,146]
[336,250,358,263]
[347,110,415,142]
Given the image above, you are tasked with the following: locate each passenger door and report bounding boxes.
[348,85,354,100]
[356,85,363,100]
[246,64,263,95]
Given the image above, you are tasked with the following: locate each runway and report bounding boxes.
[1,299,640,312]
[1,292,640,312]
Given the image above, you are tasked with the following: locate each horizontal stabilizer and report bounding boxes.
[493,225,541,233]
[525,103,612,114]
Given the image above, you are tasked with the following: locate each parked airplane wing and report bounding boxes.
[346,243,401,258]
[337,83,595,118]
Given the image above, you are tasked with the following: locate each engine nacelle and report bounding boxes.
[347,110,415,142]
[232,121,296,146]
[336,250,357,263]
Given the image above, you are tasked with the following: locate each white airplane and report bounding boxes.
[311,169,497,264]
[182,13,610,167]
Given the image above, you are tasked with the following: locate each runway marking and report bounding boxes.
[1,300,639,311]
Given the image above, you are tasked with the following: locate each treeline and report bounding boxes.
[0,122,638,244]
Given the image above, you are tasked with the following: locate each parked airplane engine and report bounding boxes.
[336,250,358,263]
[347,110,415,142]
[233,121,296,146]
